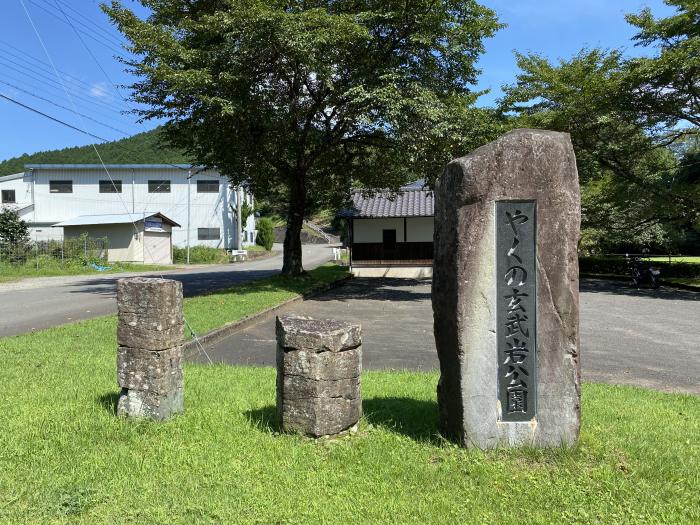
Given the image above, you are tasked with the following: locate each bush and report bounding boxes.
[255,217,274,251]
[173,245,230,264]
[579,256,700,278]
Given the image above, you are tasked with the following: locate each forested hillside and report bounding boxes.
[0,128,190,176]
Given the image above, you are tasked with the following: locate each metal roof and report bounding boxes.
[0,172,25,182]
[25,164,198,170]
[53,212,180,228]
[342,187,434,218]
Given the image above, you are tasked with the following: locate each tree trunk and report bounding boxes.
[281,173,306,276]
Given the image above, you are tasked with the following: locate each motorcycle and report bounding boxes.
[625,252,661,289]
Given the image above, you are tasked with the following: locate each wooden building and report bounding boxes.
[342,183,434,278]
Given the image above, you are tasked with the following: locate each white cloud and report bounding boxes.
[89,81,110,99]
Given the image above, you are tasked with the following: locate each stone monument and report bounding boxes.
[432,129,581,448]
[116,277,185,420]
[276,315,362,437]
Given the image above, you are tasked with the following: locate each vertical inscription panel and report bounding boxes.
[496,200,537,422]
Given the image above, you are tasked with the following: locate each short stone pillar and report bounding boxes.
[276,315,362,437]
[116,277,185,420]
[432,129,581,449]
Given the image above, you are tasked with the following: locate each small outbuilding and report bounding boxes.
[54,212,180,265]
[340,182,434,278]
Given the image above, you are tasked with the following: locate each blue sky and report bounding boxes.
[0,0,674,162]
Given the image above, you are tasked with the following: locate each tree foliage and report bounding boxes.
[255,217,275,251]
[104,0,501,274]
[500,0,700,253]
[625,0,700,129]
[0,208,30,251]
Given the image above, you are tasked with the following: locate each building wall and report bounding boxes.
[353,218,405,243]
[352,217,434,243]
[0,166,256,249]
[63,223,144,263]
[406,217,434,242]
[0,174,33,212]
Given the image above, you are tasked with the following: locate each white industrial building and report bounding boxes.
[0,164,256,250]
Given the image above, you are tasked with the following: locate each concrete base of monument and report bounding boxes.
[351,265,432,279]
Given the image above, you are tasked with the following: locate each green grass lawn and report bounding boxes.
[663,277,700,288]
[0,319,697,523]
[0,260,171,283]
[647,256,700,263]
[0,263,697,523]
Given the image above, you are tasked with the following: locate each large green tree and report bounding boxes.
[500,0,700,252]
[625,0,700,130]
[104,0,501,275]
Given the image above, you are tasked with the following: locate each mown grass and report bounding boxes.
[647,256,700,263]
[664,277,700,288]
[0,315,697,524]
[0,263,696,523]
[0,259,170,283]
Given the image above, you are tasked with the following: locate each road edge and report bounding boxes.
[184,273,352,358]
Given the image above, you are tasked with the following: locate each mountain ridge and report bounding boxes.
[0,128,189,176]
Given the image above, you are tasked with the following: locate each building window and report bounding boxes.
[99,180,122,193]
[49,180,72,193]
[197,180,219,193]
[197,227,220,241]
[1,189,15,203]
[148,180,170,193]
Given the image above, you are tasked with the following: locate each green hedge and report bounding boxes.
[579,256,700,278]
[173,245,230,264]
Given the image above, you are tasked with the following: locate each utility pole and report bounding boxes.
[236,185,243,250]
[187,170,191,264]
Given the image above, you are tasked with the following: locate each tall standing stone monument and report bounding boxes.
[116,277,185,420]
[276,315,362,437]
[432,129,581,449]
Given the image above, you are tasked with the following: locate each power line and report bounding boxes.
[18,0,213,365]
[0,79,132,136]
[46,0,126,46]
[0,41,128,107]
[24,0,126,56]
[1,92,193,173]
[1,93,111,142]
[0,54,127,114]
[51,0,134,109]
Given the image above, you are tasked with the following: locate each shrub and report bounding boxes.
[0,208,30,262]
[255,217,274,251]
[173,245,230,264]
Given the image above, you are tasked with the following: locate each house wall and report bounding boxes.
[63,223,145,263]
[11,166,255,249]
[405,217,434,242]
[353,218,405,243]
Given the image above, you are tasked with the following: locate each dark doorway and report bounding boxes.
[383,229,397,259]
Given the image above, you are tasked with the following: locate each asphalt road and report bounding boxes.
[0,244,334,338]
[197,277,700,395]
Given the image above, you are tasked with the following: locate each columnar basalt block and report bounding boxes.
[276,315,362,437]
[116,278,184,420]
[432,129,581,449]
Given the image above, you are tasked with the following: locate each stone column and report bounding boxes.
[276,315,362,437]
[432,129,581,449]
[116,277,185,420]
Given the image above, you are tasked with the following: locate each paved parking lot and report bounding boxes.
[194,278,700,395]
